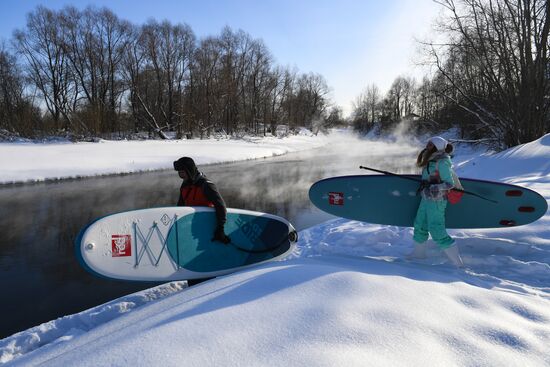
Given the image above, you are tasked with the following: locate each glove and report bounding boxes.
[212,226,231,244]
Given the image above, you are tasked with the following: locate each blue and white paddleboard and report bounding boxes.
[309,175,547,229]
[76,207,298,281]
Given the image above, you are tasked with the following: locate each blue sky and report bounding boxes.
[0,0,441,116]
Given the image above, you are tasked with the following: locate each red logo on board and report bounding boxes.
[112,235,132,257]
[328,192,344,205]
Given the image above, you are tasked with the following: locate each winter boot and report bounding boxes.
[406,243,427,260]
[444,244,464,268]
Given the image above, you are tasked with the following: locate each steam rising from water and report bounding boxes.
[203,130,422,228]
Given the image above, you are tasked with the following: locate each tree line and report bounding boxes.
[352,0,549,149]
[2,1,547,148]
[0,6,337,140]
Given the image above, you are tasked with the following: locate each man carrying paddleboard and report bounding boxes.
[408,137,465,267]
[174,157,231,244]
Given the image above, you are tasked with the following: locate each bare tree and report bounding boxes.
[0,44,39,136]
[122,20,195,139]
[0,45,21,132]
[122,24,167,139]
[244,38,273,134]
[278,66,298,128]
[13,6,78,131]
[143,20,194,131]
[218,27,255,135]
[352,83,381,132]
[384,76,416,121]
[8,5,338,140]
[428,0,550,148]
[191,36,222,138]
[292,72,330,129]
[60,6,132,135]
[365,84,381,124]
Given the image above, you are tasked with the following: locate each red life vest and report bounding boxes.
[180,185,215,207]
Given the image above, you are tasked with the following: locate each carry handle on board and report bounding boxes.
[225,231,298,254]
[359,165,498,204]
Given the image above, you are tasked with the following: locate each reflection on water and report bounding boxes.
[0,136,420,338]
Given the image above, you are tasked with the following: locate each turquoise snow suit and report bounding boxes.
[413,153,455,249]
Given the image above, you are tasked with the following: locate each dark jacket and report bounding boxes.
[174,157,227,228]
[177,174,227,227]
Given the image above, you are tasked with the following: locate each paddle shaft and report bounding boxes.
[359,165,498,204]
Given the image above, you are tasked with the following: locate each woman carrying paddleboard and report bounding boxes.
[408,137,464,267]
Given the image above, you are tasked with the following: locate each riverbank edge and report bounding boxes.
[0,135,329,187]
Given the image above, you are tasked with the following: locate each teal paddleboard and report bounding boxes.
[76,207,297,281]
[309,175,547,228]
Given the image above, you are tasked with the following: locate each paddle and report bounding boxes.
[359,165,498,204]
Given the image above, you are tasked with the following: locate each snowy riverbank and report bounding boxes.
[0,131,328,185]
[1,133,550,366]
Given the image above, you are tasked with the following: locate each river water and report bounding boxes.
[0,136,419,338]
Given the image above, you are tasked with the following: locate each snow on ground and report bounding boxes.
[0,131,327,185]
[1,133,550,366]
[3,257,549,367]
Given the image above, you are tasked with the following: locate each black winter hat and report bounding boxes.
[173,157,198,178]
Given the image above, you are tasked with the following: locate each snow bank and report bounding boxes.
[3,257,549,366]
[1,132,550,366]
[457,134,550,184]
[0,133,327,185]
